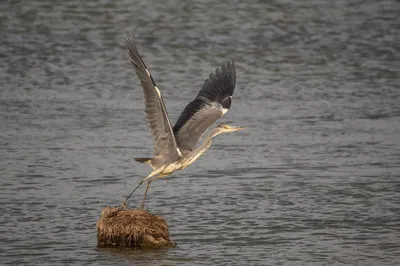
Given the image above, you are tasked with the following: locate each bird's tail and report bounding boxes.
[134,157,151,163]
[134,157,157,170]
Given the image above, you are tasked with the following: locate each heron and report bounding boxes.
[121,36,244,210]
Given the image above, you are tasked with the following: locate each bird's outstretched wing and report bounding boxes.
[173,61,236,151]
[126,37,181,157]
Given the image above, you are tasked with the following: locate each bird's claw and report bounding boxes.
[118,201,128,210]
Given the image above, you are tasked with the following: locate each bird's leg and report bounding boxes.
[119,169,161,210]
[119,179,144,210]
[139,177,158,210]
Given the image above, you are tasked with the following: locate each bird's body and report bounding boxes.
[136,123,240,177]
[122,36,244,209]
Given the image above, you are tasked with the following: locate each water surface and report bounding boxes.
[1,0,399,265]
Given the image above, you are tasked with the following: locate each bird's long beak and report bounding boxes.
[232,126,245,131]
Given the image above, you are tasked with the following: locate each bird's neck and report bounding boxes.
[182,131,216,168]
[194,131,215,155]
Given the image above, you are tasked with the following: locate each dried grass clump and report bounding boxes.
[97,206,176,248]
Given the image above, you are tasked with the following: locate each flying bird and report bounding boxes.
[121,36,244,209]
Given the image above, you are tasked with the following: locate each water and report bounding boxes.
[1,0,399,265]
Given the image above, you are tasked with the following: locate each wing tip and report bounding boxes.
[208,60,236,80]
[221,60,236,92]
[222,60,235,72]
[124,33,135,49]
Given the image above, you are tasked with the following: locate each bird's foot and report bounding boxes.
[139,202,145,210]
[118,201,128,210]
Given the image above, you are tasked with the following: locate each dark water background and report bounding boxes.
[1,0,399,265]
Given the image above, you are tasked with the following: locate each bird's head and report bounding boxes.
[218,123,245,132]
[210,123,245,138]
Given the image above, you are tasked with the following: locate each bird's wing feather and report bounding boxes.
[173,61,236,151]
[126,37,181,157]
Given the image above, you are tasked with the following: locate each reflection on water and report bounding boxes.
[1,0,399,265]
[96,247,189,265]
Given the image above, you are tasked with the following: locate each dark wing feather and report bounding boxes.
[173,61,236,151]
[126,37,181,157]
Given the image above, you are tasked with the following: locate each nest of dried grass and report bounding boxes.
[96,206,176,248]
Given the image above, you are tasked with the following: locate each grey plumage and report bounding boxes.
[126,37,180,159]
[121,36,243,210]
[173,61,236,151]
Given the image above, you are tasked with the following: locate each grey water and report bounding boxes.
[1,0,399,265]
